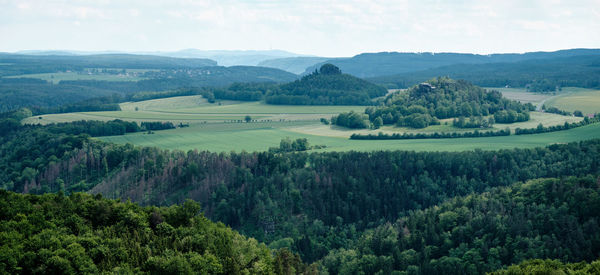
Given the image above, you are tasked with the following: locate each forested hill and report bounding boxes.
[0,66,297,113]
[353,77,533,129]
[264,64,387,105]
[0,191,313,274]
[0,53,217,76]
[302,48,600,78]
[368,54,600,90]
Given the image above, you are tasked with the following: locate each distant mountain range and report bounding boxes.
[10,48,600,82]
[15,49,311,67]
[258,57,330,74]
[301,48,600,78]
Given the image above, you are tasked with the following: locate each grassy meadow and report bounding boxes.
[98,121,600,152]
[22,90,600,153]
[544,87,600,114]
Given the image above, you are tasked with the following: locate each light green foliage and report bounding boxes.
[0,191,308,274]
[490,258,600,275]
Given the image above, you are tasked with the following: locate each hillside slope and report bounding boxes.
[358,77,533,129]
[265,64,387,105]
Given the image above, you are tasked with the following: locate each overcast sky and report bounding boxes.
[1,0,599,57]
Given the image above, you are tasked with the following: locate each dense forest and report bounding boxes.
[369,54,600,90]
[334,78,532,129]
[2,114,600,270]
[0,191,314,274]
[264,64,387,105]
[319,176,600,274]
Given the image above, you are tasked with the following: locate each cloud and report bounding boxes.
[0,0,598,56]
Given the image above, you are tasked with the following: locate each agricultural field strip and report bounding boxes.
[98,122,600,152]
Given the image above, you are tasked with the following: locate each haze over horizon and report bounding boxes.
[1,0,599,57]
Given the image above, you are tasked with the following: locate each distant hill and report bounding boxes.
[16,49,312,67]
[0,53,217,76]
[357,77,533,129]
[368,54,600,90]
[258,56,329,74]
[303,48,600,78]
[153,49,308,66]
[265,64,387,105]
[0,63,298,112]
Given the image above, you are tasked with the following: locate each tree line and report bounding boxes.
[350,114,599,140]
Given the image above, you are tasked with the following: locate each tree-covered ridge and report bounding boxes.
[303,49,600,78]
[368,54,600,91]
[0,191,314,274]
[264,64,387,105]
[345,77,533,129]
[320,176,600,274]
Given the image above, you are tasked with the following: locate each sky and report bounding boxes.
[1,0,599,57]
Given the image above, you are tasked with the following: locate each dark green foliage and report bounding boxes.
[351,128,511,140]
[366,77,532,128]
[0,191,306,274]
[128,88,207,102]
[265,64,387,105]
[269,138,310,153]
[331,111,370,129]
[452,116,494,128]
[140,122,176,131]
[493,110,530,123]
[44,120,141,136]
[527,78,560,93]
[490,258,600,274]
[320,176,600,274]
[319,64,342,75]
[543,105,572,116]
[0,79,121,113]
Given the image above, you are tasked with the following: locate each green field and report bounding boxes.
[492,87,552,106]
[544,87,600,114]
[98,121,600,152]
[24,96,367,125]
[23,94,600,152]
[5,71,146,83]
[494,87,600,115]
